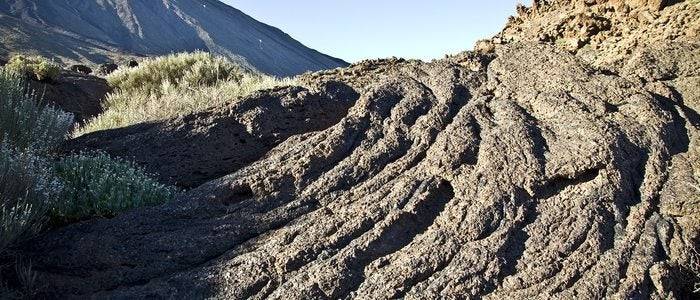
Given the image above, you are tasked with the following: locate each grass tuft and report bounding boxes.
[76,52,295,135]
[0,63,177,294]
[1,65,175,255]
[5,55,61,82]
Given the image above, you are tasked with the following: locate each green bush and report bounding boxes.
[0,145,61,255]
[53,152,176,222]
[5,55,61,82]
[76,52,294,136]
[0,69,74,153]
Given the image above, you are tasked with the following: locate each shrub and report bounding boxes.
[0,145,61,255]
[106,51,248,96]
[76,52,294,135]
[0,68,69,256]
[53,152,176,222]
[0,69,74,153]
[5,55,61,82]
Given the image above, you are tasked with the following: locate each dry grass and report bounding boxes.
[5,55,61,82]
[76,52,295,136]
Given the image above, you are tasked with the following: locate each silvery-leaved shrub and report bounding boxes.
[0,68,74,154]
[0,68,71,256]
[53,151,177,222]
[0,144,62,255]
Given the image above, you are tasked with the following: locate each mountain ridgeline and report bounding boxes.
[0,0,347,76]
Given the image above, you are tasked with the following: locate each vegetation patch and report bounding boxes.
[5,55,61,82]
[53,151,176,223]
[0,145,60,256]
[0,65,176,295]
[0,69,73,153]
[77,52,295,135]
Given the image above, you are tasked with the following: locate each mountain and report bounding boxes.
[0,0,347,76]
[12,0,700,298]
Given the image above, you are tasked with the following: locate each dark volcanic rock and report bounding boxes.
[64,81,359,188]
[23,41,700,298]
[97,63,118,75]
[12,1,700,299]
[28,70,110,122]
[69,64,92,74]
[127,60,139,68]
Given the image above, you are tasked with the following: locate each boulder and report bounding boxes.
[69,64,92,74]
[27,70,111,122]
[97,63,118,75]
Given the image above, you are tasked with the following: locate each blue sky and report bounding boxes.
[223,1,529,62]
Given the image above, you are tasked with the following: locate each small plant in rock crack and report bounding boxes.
[52,151,177,222]
[14,258,39,297]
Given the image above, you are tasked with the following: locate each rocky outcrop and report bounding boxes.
[496,0,699,69]
[28,70,110,123]
[96,63,118,76]
[22,40,700,298]
[69,64,92,75]
[64,81,359,188]
[12,0,700,298]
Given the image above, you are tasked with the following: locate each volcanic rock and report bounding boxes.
[23,40,700,298]
[28,70,110,122]
[64,81,359,188]
[13,0,700,298]
[69,64,92,75]
[97,63,119,76]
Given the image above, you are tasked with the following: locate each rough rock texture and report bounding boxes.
[28,70,111,122]
[23,43,700,298]
[12,1,700,299]
[0,0,347,76]
[64,82,359,188]
[496,0,699,70]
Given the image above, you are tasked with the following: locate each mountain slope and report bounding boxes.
[0,0,347,76]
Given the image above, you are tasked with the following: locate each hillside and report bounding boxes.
[7,0,700,298]
[0,0,347,76]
